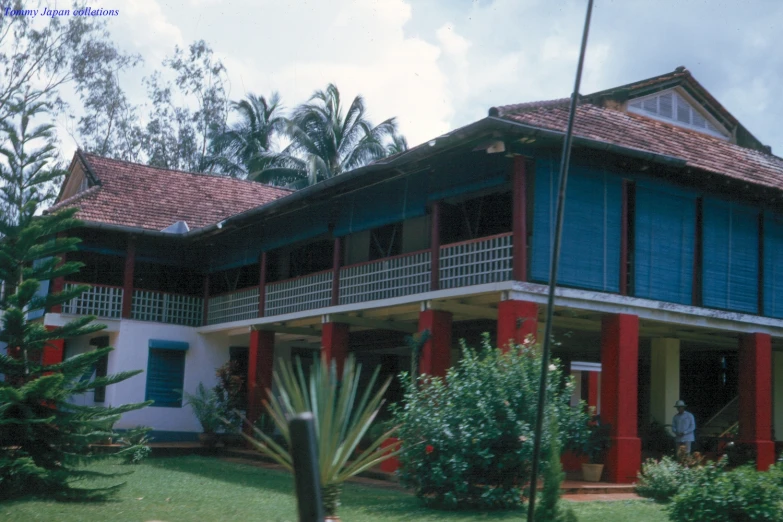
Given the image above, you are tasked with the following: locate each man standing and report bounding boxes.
[672,399,696,454]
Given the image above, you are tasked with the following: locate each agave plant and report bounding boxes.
[244,355,400,519]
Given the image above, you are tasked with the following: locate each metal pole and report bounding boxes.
[526,1,594,520]
[290,413,325,522]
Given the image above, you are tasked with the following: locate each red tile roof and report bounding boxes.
[494,102,783,191]
[47,153,292,231]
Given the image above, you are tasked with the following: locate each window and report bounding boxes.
[627,88,729,139]
[145,339,188,408]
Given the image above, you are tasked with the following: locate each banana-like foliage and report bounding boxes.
[244,355,400,516]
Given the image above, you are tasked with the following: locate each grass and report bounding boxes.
[0,456,668,522]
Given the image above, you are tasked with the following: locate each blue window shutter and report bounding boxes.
[634,181,696,304]
[145,347,187,408]
[702,198,759,314]
[531,158,622,292]
[763,212,783,318]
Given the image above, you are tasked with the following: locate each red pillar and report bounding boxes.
[738,333,775,471]
[42,325,65,366]
[512,157,528,281]
[430,202,440,291]
[600,313,641,483]
[497,299,538,351]
[246,330,275,433]
[121,236,136,319]
[322,322,349,375]
[586,371,600,413]
[417,309,452,377]
[50,232,67,314]
[258,252,267,317]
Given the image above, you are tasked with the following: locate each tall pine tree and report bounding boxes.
[0,91,150,499]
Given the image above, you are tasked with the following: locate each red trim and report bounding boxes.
[121,237,135,319]
[202,274,210,325]
[430,202,441,291]
[322,322,349,375]
[692,198,703,306]
[340,248,431,271]
[600,313,641,483]
[42,325,64,366]
[620,180,629,296]
[246,330,274,435]
[50,233,67,314]
[758,213,764,315]
[440,231,513,250]
[586,371,599,412]
[497,300,538,351]
[331,238,341,306]
[512,157,527,281]
[738,332,775,471]
[418,309,452,377]
[259,252,267,318]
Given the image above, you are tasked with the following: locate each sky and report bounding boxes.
[59,0,783,156]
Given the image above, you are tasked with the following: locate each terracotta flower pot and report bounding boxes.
[581,463,604,482]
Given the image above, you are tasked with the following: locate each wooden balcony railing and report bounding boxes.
[265,270,332,317]
[339,250,431,305]
[439,232,513,289]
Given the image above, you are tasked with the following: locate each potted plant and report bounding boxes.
[184,383,222,447]
[213,362,245,447]
[578,416,611,482]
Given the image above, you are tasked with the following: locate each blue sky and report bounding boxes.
[64,0,783,155]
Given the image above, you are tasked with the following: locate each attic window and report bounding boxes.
[78,176,90,193]
[628,88,729,139]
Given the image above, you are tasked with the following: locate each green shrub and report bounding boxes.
[668,462,783,522]
[391,335,589,510]
[635,456,693,502]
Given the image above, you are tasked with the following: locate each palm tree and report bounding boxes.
[209,93,285,178]
[256,84,399,188]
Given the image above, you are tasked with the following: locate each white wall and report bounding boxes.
[103,320,231,433]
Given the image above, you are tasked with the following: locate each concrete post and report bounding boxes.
[650,338,680,426]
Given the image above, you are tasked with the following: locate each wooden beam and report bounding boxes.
[426,300,498,321]
[323,314,417,333]
[254,325,321,337]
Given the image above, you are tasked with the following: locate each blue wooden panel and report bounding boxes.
[145,348,186,408]
[763,212,783,318]
[634,181,696,304]
[531,158,622,292]
[427,153,508,201]
[334,176,427,236]
[702,198,759,314]
[149,339,189,351]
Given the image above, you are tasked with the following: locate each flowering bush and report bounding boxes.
[635,456,695,502]
[391,335,590,509]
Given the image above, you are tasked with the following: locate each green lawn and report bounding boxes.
[1,456,668,522]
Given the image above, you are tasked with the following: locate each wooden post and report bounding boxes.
[259,252,267,317]
[121,236,136,319]
[512,157,528,281]
[430,202,440,291]
[202,274,210,326]
[331,238,341,307]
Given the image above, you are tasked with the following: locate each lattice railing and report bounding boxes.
[61,283,123,319]
[207,287,259,325]
[339,251,431,305]
[439,233,513,289]
[265,271,332,316]
[132,290,203,327]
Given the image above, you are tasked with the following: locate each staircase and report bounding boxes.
[700,396,738,439]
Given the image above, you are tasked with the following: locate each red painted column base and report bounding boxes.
[735,440,776,471]
[322,322,349,375]
[43,326,65,366]
[496,300,538,351]
[246,330,274,436]
[418,309,452,378]
[586,371,599,413]
[605,436,642,484]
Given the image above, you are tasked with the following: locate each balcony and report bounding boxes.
[58,233,515,327]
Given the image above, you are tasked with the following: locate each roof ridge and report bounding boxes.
[81,152,294,192]
[489,98,570,117]
[45,184,101,214]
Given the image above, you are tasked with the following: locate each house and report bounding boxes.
[41,67,783,483]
